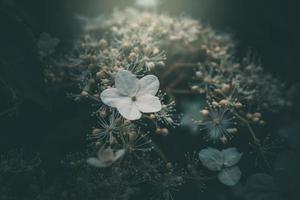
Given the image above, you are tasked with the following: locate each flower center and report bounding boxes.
[131,96,137,101]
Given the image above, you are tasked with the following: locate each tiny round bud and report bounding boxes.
[80,91,89,96]
[195,71,203,79]
[95,141,101,146]
[122,42,131,50]
[219,99,230,107]
[128,132,137,142]
[214,88,222,94]
[149,114,156,119]
[191,85,199,92]
[161,128,169,136]
[220,136,228,144]
[259,120,265,125]
[146,62,156,70]
[211,62,218,68]
[246,113,253,119]
[153,47,160,54]
[200,109,209,117]
[92,128,101,135]
[144,46,152,56]
[235,102,243,109]
[252,117,260,123]
[98,39,108,50]
[222,84,231,93]
[204,77,212,83]
[156,128,169,136]
[212,101,219,107]
[129,52,137,61]
[166,162,173,170]
[199,88,206,94]
[253,112,262,118]
[227,128,238,134]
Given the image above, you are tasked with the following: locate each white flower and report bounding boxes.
[87,147,125,168]
[100,70,162,120]
[135,0,159,8]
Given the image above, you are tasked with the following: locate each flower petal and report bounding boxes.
[135,94,162,113]
[113,149,126,162]
[87,157,110,168]
[137,75,160,96]
[98,147,115,161]
[116,98,142,120]
[100,88,124,107]
[115,70,139,95]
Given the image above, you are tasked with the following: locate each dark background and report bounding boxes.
[1,0,299,149]
[0,0,299,199]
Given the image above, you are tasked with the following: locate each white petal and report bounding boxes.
[137,75,160,96]
[113,149,126,162]
[116,98,142,120]
[98,148,114,161]
[115,70,139,95]
[222,148,243,167]
[135,94,162,113]
[87,157,110,168]
[100,88,124,107]
[218,166,242,186]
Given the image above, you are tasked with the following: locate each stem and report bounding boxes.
[231,111,260,144]
[142,114,169,163]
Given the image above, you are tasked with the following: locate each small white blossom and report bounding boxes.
[100,70,162,120]
[87,147,125,168]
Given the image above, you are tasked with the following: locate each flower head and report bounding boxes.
[87,147,125,168]
[100,70,162,120]
[197,107,237,142]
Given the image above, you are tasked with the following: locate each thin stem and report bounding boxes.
[231,110,260,144]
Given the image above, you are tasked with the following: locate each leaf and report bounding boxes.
[273,151,300,196]
[198,147,223,171]
[217,166,241,186]
[222,147,242,167]
[244,173,278,200]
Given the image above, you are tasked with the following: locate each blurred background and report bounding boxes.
[0,0,299,199]
[1,0,299,149]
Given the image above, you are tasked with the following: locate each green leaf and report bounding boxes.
[222,147,242,167]
[218,166,241,186]
[199,147,223,171]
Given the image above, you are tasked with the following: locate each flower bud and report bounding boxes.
[219,99,230,107]
[221,84,230,93]
[200,109,209,117]
[80,91,89,96]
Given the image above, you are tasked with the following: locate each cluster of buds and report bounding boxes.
[246,112,265,125]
